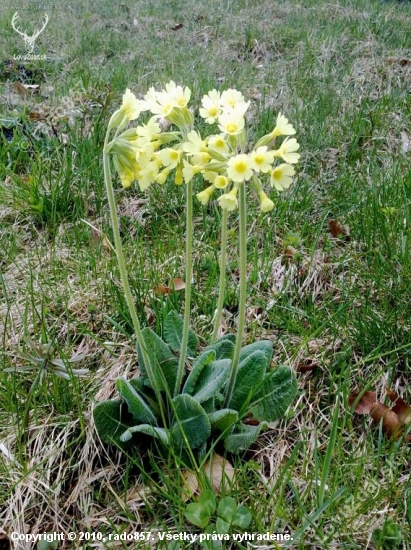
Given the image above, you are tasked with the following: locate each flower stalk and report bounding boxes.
[211,208,228,344]
[174,178,194,396]
[224,182,248,406]
[103,136,159,398]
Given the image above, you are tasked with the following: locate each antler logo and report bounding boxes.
[11,12,49,54]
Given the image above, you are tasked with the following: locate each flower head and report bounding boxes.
[271,113,296,137]
[207,134,229,154]
[165,80,191,108]
[270,163,295,191]
[258,190,275,212]
[157,147,181,169]
[249,146,274,173]
[199,90,222,124]
[274,138,300,164]
[122,89,144,121]
[218,110,245,136]
[196,184,215,205]
[214,175,230,189]
[217,186,238,211]
[227,154,253,183]
[220,89,250,114]
[182,160,201,183]
[183,131,207,155]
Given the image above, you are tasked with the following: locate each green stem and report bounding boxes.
[174,178,194,396]
[225,182,247,406]
[210,208,228,344]
[102,140,158,395]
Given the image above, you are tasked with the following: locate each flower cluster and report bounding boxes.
[105,83,300,213]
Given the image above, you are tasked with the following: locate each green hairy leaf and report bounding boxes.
[206,335,235,360]
[224,422,268,453]
[183,348,216,395]
[250,365,298,422]
[207,409,238,432]
[137,327,179,393]
[164,310,199,356]
[93,399,132,447]
[228,350,267,412]
[171,394,211,448]
[116,377,157,424]
[239,340,273,365]
[191,359,231,403]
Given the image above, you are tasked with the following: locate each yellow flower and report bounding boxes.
[165,80,191,108]
[214,175,229,189]
[227,154,253,183]
[217,186,238,211]
[273,138,300,164]
[137,160,161,191]
[271,113,296,137]
[121,88,144,121]
[203,171,217,183]
[183,131,207,155]
[220,89,250,114]
[196,184,215,205]
[199,90,221,123]
[191,152,211,166]
[249,146,274,173]
[258,190,274,212]
[270,163,295,191]
[155,167,171,185]
[157,147,181,169]
[174,165,184,185]
[182,160,201,183]
[136,118,162,147]
[207,134,229,155]
[218,111,245,136]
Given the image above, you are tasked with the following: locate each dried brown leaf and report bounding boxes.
[153,278,185,296]
[171,277,186,291]
[328,219,350,241]
[349,391,377,414]
[350,390,411,442]
[181,454,235,501]
[297,358,320,373]
[369,403,403,440]
[203,454,235,492]
[386,389,411,424]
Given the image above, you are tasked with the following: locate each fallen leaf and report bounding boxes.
[349,390,411,442]
[203,454,235,492]
[153,278,185,296]
[328,219,350,241]
[171,277,185,291]
[369,403,403,440]
[386,389,411,424]
[349,391,377,414]
[181,454,235,501]
[297,358,320,373]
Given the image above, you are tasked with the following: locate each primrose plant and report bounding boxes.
[94,82,299,457]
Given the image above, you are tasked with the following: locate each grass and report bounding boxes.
[1,0,411,548]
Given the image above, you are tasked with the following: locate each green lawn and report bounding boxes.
[1,0,410,548]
